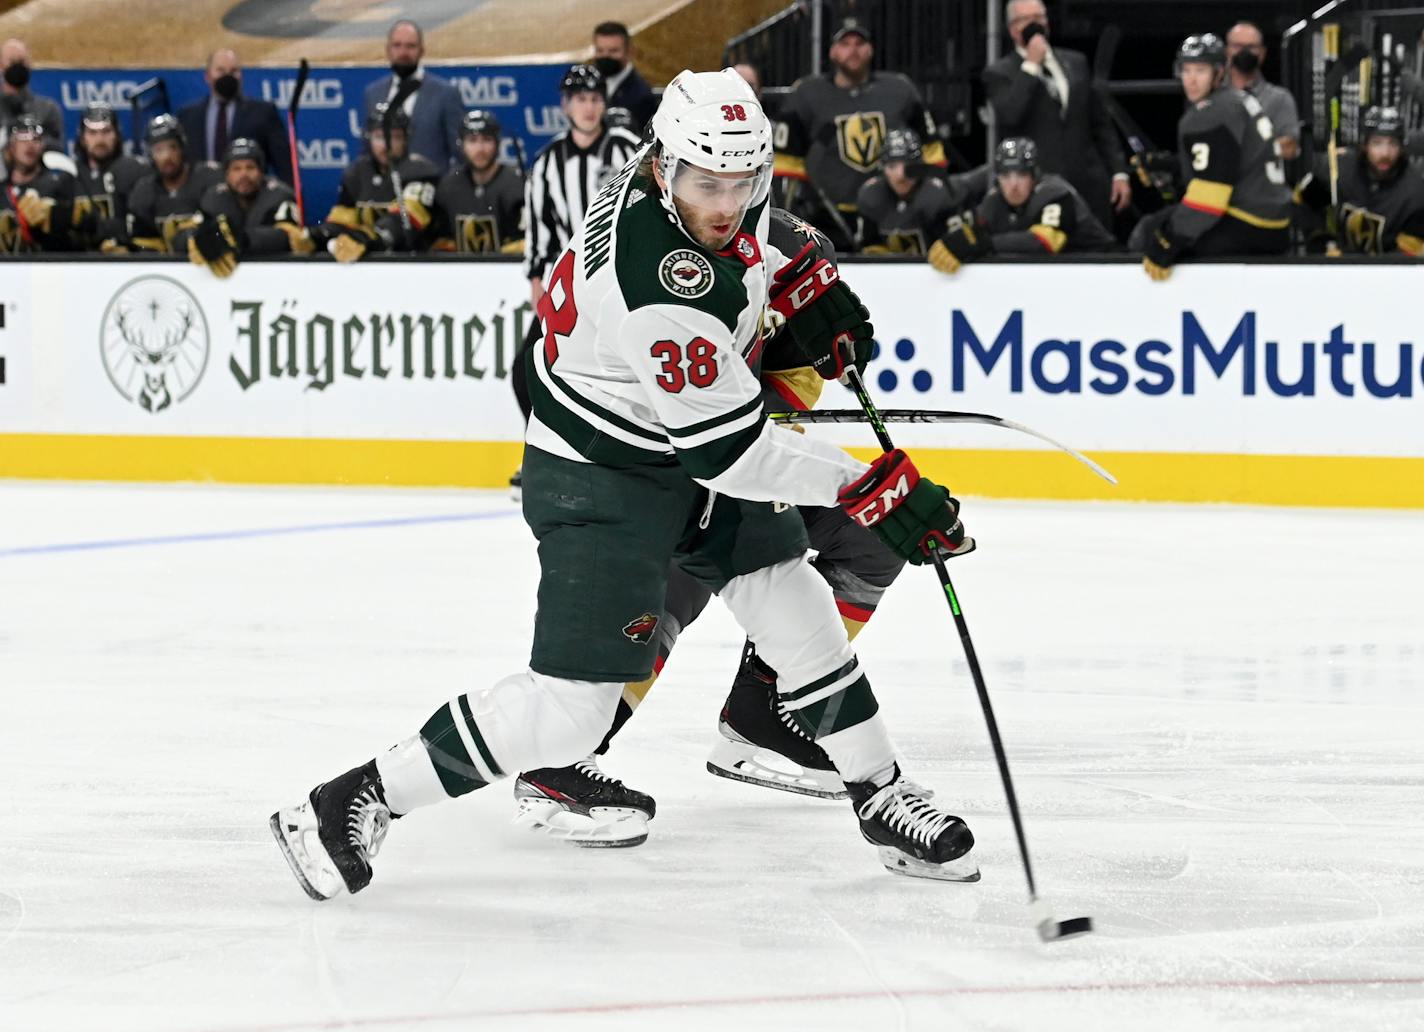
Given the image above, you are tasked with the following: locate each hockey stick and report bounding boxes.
[383,76,422,232]
[286,59,311,225]
[842,365,1094,944]
[767,408,1117,485]
[127,77,169,143]
[1326,44,1371,246]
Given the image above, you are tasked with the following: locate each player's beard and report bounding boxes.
[680,203,740,250]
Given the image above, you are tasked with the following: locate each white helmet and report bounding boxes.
[650,68,774,237]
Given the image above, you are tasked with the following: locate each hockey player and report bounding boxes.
[513,208,901,846]
[857,128,988,255]
[126,115,221,254]
[1295,105,1424,256]
[272,69,981,901]
[428,109,525,254]
[927,136,1115,274]
[70,104,148,252]
[0,113,74,252]
[184,139,311,278]
[1133,34,1291,281]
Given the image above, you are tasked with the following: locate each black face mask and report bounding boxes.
[593,56,623,79]
[213,73,240,100]
[391,60,418,80]
[3,62,31,89]
[1231,50,1261,74]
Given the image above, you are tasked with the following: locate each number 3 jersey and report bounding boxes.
[525,148,867,508]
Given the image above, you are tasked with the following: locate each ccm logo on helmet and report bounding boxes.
[788,262,839,311]
[723,148,758,157]
[851,474,912,527]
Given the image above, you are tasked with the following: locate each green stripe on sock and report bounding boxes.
[458,694,506,778]
[419,704,487,797]
[788,675,880,739]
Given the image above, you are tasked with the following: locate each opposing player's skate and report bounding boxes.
[706,642,847,799]
[270,759,392,901]
[513,756,656,848]
[846,765,979,882]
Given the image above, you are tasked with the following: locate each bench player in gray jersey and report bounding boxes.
[1133,34,1291,281]
[271,69,983,900]
[70,104,148,252]
[856,129,988,255]
[0,114,75,252]
[1295,106,1424,257]
[183,139,312,278]
[125,115,222,254]
[428,110,525,255]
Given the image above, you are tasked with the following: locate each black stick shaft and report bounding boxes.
[842,366,1040,901]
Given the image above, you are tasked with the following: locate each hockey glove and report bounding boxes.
[276,222,316,255]
[768,241,875,382]
[928,210,993,275]
[16,191,54,233]
[329,234,367,263]
[188,214,240,279]
[838,450,975,565]
[1142,224,1184,282]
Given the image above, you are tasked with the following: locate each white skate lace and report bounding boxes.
[346,782,391,861]
[776,703,814,742]
[856,779,956,849]
[574,757,619,785]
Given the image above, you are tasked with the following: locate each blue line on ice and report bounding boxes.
[0,509,519,558]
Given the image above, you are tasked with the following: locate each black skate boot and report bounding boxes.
[706,641,847,799]
[845,765,979,882]
[513,756,656,848]
[270,759,392,901]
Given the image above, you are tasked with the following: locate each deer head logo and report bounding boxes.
[99,276,210,412]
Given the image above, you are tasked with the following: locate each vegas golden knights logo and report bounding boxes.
[1341,204,1386,254]
[884,229,927,255]
[835,112,887,173]
[457,214,499,253]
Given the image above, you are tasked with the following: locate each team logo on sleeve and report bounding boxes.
[835,112,887,173]
[621,612,660,645]
[658,249,714,298]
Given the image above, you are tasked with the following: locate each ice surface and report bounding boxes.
[1,481,1421,1032]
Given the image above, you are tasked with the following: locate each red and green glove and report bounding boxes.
[838,450,975,564]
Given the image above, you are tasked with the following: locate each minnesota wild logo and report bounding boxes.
[835,111,887,173]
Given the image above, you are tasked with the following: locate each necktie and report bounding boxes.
[214,100,229,160]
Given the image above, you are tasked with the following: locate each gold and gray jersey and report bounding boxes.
[193,178,301,255]
[73,153,148,249]
[433,163,525,253]
[1169,85,1292,244]
[775,72,943,210]
[977,173,1117,254]
[0,166,77,253]
[525,148,865,507]
[523,125,642,281]
[125,162,222,253]
[1298,155,1424,256]
[856,170,986,254]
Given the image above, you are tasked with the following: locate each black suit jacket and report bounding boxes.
[983,47,1125,226]
[177,95,292,184]
[607,67,658,133]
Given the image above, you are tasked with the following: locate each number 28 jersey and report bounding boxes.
[525,146,866,507]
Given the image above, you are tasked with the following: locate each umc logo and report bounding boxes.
[99,276,210,412]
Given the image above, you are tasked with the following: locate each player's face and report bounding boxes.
[462,133,498,170]
[883,159,917,196]
[226,158,262,197]
[82,124,118,162]
[7,134,42,172]
[1365,135,1402,177]
[564,90,606,134]
[1180,63,1216,103]
[664,163,760,250]
[829,34,872,78]
[997,170,1035,207]
[151,139,184,178]
[370,128,406,166]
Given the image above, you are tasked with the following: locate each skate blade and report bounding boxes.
[875,844,981,883]
[705,740,847,800]
[269,807,342,901]
[513,798,649,848]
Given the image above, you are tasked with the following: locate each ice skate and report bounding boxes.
[846,765,979,882]
[270,759,391,901]
[706,642,847,799]
[513,756,655,848]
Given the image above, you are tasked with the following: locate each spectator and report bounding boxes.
[177,49,291,183]
[430,110,525,253]
[1,38,63,152]
[185,139,311,279]
[857,128,988,254]
[592,21,656,133]
[777,17,945,251]
[1294,105,1424,256]
[983,0,1129,231]
[362,20,464,169]
[1134,35,1290,281]
[0,114,74,252]
[72,103,149,252]
[126,114,222,253]
[1224,21,1301,161]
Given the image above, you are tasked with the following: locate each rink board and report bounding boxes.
[1,259,1421,507]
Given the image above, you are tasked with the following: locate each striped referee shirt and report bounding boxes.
[523,124,642,282]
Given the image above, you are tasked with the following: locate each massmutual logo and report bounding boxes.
[99,275,210,413]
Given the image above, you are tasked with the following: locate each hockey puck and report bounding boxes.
[1037,915,1094,942]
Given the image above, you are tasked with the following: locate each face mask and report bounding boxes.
[1231,50,1260,74]
[391,60,418,80]
[213,73,239,100]
[593,56,623,79]
[3,62,31,89]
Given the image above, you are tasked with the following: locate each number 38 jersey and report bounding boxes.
[525,147,866,507]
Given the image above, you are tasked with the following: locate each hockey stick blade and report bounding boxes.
[1324,44,1371,99]
[768,409,1117,485]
